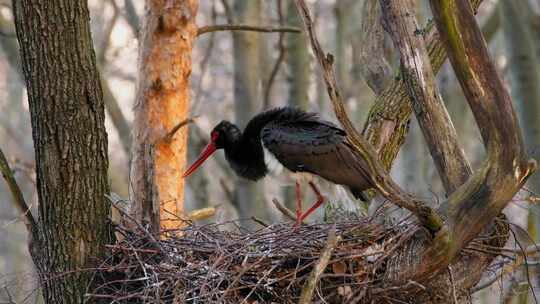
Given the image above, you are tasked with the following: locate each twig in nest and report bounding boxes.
[299,225,340,304]
[106,194,162,250]
[197,24,301,36]
[105,244,159,254]
[272,198,296,222]
[0,146,36,234]
[251,216,269,227]
[448,266,458,304]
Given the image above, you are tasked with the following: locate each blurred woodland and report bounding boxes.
[0,0,539,303]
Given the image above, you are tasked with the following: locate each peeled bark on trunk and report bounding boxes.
[11,0,112,302]
[130,0,198,233]
[231,0,268,229]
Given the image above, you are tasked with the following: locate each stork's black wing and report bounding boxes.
[260,115,372,197]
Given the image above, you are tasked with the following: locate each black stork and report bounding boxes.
[183,107,373,227]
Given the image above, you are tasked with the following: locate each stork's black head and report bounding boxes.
[211,120,242,150]
[182,120,243,178]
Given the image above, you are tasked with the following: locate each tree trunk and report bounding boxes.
[232,0,268,229]
[11,0,112,302]
[130,0,198,233]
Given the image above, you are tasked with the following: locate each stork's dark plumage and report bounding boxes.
[183,107,373,227]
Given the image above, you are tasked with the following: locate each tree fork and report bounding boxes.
[362,0,483,168]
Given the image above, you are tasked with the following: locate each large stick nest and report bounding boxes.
[88,209,512,304]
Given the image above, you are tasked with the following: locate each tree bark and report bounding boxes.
[361,0,483,168]
[11,0,112,302]
[355,0,392,95]
[232,0,268,229]
[130,0,198,233]
[380,0,471,195]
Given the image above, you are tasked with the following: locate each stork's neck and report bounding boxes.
[223,124,268,181]
[222,107,301,181]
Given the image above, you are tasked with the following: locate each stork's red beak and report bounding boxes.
[182,132,218,178]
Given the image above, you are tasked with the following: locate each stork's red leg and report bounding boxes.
[295,180,302,226]
[296,181,326,225]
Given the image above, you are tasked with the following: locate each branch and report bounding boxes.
[361,0,484,167]
[97,0,120,66]
[162,117,198,143]
[293,0,443,233]
[379,0,471,195]
[263,0,287,109]
[123,0,140,37]
[0,147,37,234]
[272,198,297,222]
[299,226,340,304]
[427,0,536,263]
[356,0,392,94]
[196,24,301,36]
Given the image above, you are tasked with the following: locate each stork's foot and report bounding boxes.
[292,182,326,231]
[293,181,303,230]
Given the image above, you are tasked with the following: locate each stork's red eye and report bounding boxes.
[211,131,219,141]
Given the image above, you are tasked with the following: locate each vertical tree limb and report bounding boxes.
[12,0,113,301]
[379,0,471,195]
[356,0,392,95]
[130,0,198,234]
